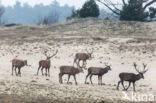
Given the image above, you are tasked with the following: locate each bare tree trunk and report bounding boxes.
[96,0,156,16]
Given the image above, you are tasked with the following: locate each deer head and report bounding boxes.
[44,50,58,60]
[105,63,112,71]
[23,60,28,66]
[133,62,148,79]
[86,48,93,59]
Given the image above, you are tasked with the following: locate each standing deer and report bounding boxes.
[117,63,148,91]
[36,50,58,76]
[73,49,93,69]
[59,66,83,85]
[85,65,111,85]
[12,59,28,77]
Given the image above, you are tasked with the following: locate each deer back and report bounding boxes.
[119,72,140,82]
[39,60,50,68]
[60,66,79,74]
[76,53,90,60]
[12,59,25,67]
[88,67,103,75]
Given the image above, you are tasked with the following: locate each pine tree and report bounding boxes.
[120,0,148,21]
[79,0,100,18]
[67,0,100,19]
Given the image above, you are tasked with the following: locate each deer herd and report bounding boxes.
[11,49,149,91]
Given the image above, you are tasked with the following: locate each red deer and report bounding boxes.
[36,50,58,76]
[59,66,83,85]
[73,49,93,69]
[85,65,111,85]
[117,63,148,91]
[12,59,28,77]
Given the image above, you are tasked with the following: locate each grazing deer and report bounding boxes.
[73,49,93,69]
[85,65,111,85]
[12,59,28,77]
[117,63,148,91]
[59,66,83,85]
[36,50,58,76]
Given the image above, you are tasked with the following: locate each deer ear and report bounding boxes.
[104,62,108,66]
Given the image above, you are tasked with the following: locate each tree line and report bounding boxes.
[68,0,156,21]
[0,0,156,25]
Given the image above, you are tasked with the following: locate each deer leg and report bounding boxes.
[81,60,85,68]
[73,75,78,85]
[82,61,84,68]
[15,67,18,76]
[117,81,121,90]
[126,82,131,91]
[67,74,71,84]
[98,75,100,85]
[36,66,41,75]
[18,67,21,77]
[84,60,87,66]
[100,76,103,85]
[121,81,126,90]
[59,73,63,84]
[78,60,82,68]
[59,73,61,84]
[41,67,44,76]
[82,61,85,68]
[73,58,77,66]
[90,74,93,85]
[48,68,50,77]
[45,68,48,76]
[12,66,14,75]
[61,74,64,83]
[75,59,78,66]
[85,72,90,84]
[133,82,136,92]
[83,60,87,69]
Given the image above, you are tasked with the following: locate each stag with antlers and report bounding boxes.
[73,49,93,69]
[36,50,58,76]
[117,63,148,91]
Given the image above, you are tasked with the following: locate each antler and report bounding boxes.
[44,50,49,57]
[142,63,147,69]
[133,62,140,73]
[86,48,89,54]
[49,50,58,58]
[142,63,148,74]
[105,63,108,66]
[105,62,111,67]
[86,48,93,54]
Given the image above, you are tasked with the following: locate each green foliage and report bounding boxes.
[79,0,99,18]
[120,0,148,21]
[149,7,156,20]
[67,0,99,19]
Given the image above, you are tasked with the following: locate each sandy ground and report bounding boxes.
[0,18,156,103]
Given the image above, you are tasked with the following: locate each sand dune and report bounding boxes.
[0,18,156,103]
